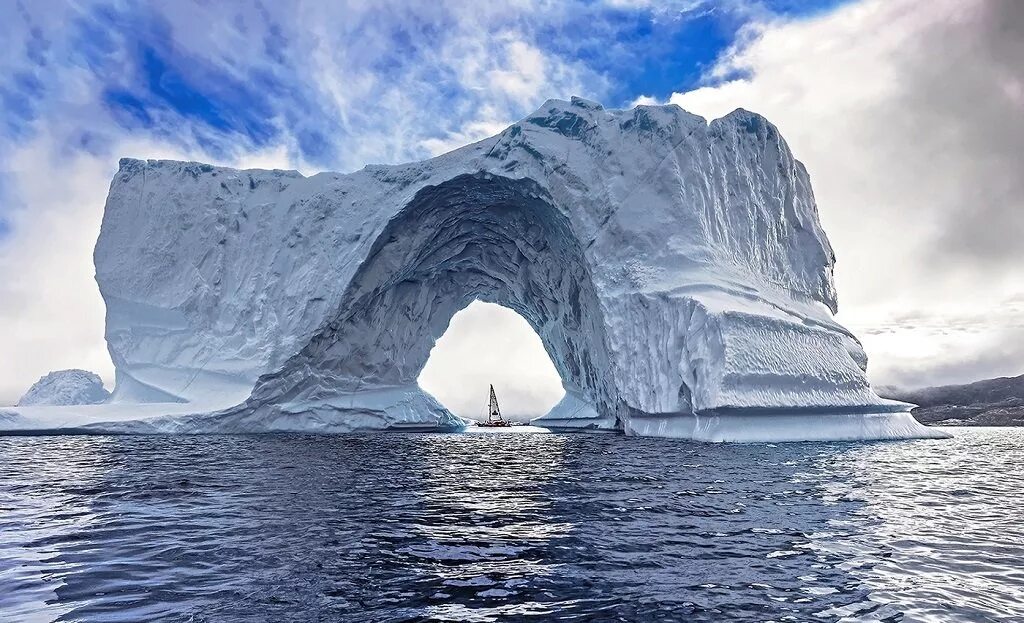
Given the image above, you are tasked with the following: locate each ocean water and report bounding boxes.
[1,427,1022,622]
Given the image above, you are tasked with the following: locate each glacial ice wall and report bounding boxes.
[83,97,940,441]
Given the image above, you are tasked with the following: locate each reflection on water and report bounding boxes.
[1,428,1023,621]
[814,434,1024,621]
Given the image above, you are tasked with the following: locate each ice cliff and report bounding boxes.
[7,97,944,441]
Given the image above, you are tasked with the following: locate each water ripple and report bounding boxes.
[1,428,1022,621]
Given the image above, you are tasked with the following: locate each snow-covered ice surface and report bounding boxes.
[16,369,110,407]
[2,98,945,441]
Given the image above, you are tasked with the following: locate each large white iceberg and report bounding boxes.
[4,98,944,441]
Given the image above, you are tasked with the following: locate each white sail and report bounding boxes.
[488,385,502,423]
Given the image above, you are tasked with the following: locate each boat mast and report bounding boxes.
[488,384,502,423]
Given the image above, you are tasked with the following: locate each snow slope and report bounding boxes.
[3,97,944,441]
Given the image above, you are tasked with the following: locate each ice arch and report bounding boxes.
[225,173,618,431]
[24,96,947,441]
[417,301,564,420]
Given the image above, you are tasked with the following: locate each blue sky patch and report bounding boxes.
[1,0,857,174]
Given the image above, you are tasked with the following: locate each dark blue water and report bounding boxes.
[2,428,1023,622]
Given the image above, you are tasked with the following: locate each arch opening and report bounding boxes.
[245,173,618,431]
[417,300,565,422]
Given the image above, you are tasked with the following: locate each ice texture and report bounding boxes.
[3,98,945,441]
[17,369,110,407]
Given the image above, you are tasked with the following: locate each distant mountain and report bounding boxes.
[881,374,1024,426]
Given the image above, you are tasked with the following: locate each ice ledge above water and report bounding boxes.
[623,410,949,442]
[0,404,949,443]
[529,394,947,442]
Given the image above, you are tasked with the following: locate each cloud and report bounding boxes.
[669,0,1024,388]
[629,94,661,106]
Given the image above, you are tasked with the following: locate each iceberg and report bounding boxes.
[4,98,945,441]
[17,369,110,406]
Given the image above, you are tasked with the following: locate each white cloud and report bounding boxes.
[298,2,601,170]
[670,0,1024,388]
[0,135,116,403]
[629,94,661,106]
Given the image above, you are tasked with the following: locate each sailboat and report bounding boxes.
[477,384,512,427]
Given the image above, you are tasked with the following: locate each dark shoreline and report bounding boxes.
[885,373,1024,427]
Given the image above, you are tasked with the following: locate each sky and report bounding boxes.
[1,0,1021,415]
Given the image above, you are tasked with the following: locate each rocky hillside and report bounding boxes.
[882,374,1024,426]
